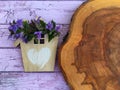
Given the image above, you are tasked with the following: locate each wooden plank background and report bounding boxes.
[0,1,85,90]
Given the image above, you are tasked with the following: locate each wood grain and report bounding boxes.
[59,0,120,90]
[75,8,120,90]
[0,73,69,90]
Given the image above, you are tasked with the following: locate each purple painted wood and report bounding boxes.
[0,1,85,90]
[0,73,70,90]
[0,1,84,24]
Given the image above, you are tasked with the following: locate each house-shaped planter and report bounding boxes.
[15,35,58,72]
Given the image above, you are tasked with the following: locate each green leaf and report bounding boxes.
[27,34,34,42]
[52,20,56,29]
[48,34,54,42]
[42,30,48,34]
[23,21,30,33]
[34,38,38,44]
[40,20,46,28]
[35,20,46,31]
[48,31,55,42]
[16,29,22,34]
[35,23,42,30]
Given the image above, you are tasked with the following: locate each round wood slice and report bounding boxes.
[59,0,120,90]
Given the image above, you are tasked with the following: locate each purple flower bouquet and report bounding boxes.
[8,17,61,72]
[8,17,61,43]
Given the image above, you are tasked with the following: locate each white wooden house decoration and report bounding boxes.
[15,35,58,72]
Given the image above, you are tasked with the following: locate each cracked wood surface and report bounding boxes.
[75,8,120,90]
[0,1,85,90]
[59,0,120,90]
[0,1,83,24]
[0,73,69,90]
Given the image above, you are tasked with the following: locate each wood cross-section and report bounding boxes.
[59,0,120,90]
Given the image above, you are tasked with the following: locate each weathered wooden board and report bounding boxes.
[0,73,70,90]
[0,1,86,90]
[59,0,120,90]
[0,1,84,24]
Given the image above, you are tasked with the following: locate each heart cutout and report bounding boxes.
[27,47,51,69]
